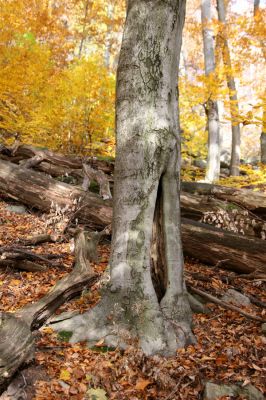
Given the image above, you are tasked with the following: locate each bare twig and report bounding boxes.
[187,285,265,323]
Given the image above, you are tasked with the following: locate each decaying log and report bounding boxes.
[187,285,265,323]
[0,159,262,236]
[0,160,265,275]
[182,218,266,274]
[82,163,112,199]
[0,230,98,393]
[19,233,58,246]
[0,247,60,267]
[0,143,114,175]
[182,181,266,219]
[0,259,47,272]
[0,159,112,230]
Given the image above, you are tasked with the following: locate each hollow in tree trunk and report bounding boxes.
[53,0,194,356]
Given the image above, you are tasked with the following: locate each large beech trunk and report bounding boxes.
[0,231,98,393]
[50,0,194,357]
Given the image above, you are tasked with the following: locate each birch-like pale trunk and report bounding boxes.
[217,0,241,176]
[201,0,220,182]
[52,0,194,356]
[254,0,260,16]
[261,108,266,164]
[253,0,266,164]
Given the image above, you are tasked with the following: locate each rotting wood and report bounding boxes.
[181,218,266,274]
[0,159,264,238]
[182,181,266,219]
[0,230,98,393]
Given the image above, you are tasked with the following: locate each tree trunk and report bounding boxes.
[252,1,266,164]
[217,0,241,176]
[260,98,266,164]
[182,218,266,274]
[201,0,220,182]
[51,0,194,357]
[254,0,260,16]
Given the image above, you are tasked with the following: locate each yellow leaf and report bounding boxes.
[59,369,71,381]
[10,279,21,286]
[41,327,54,334]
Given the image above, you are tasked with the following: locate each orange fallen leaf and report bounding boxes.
[135,378,152,391]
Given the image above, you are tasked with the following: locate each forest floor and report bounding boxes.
[0,194,265,400]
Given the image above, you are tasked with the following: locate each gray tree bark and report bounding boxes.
[253,0,266,164]
[201,0,220,182]
[261,109,266,164]
[53,0,194,356]
[254,0,260,16]
[217,0,241,176]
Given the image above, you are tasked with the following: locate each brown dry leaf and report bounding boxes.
[95,338,105,347]
[135,378,152,390]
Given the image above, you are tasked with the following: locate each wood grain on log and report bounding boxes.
[182,181,266,218]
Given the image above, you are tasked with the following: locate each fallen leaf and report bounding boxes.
[135,378,152,390]
[59,369,71,381]
[86,387,108,400]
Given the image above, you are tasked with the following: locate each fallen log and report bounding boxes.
[0,143,114,175]
[0,159,112,230]
[0,160,265,274]
[182,218,266,274]
[0,230,98,393]
[0,159,262,234]
[0,259,46,272]
[182,181,266,219]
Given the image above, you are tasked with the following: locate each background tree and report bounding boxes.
[201,0,220,182]
[216,0,241,176]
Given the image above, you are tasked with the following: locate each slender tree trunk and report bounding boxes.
[254,0,260,16]
[78,0,90,58]
[253,0,266,164]
[104,4,113,69]
[217,0,241,176]
[201,0,220,182]
[52,0,194,356]
[261,104,266,164]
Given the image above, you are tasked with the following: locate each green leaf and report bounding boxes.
[57,330,73,342]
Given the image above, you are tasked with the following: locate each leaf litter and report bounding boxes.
[0,199,265,399]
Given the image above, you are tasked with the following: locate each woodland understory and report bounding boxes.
[0,148,265,400]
